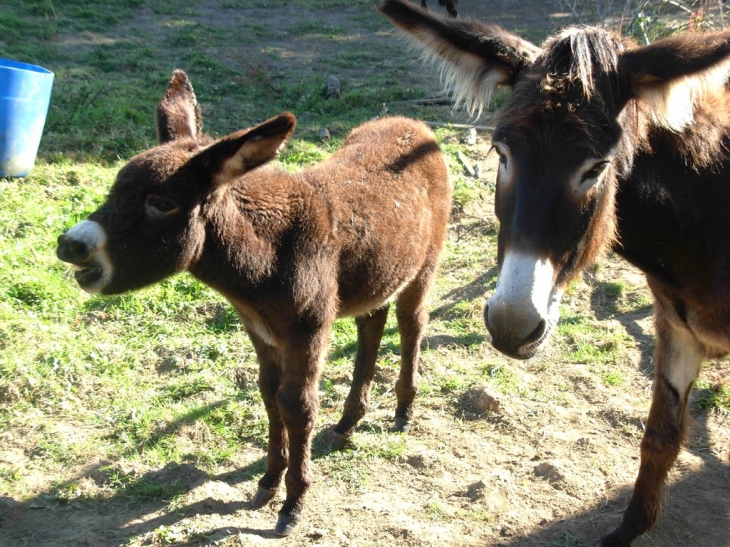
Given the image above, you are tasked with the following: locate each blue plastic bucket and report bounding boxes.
[0,58,54,177]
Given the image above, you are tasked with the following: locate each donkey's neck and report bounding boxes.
[191,167,310,296]
[614,114,730,290]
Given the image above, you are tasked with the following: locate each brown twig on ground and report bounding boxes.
[421,121,495,131]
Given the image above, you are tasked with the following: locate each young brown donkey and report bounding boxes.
[380,1,730,545]
[56,69,451,536]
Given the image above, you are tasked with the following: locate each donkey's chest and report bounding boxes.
[227,296,279,346]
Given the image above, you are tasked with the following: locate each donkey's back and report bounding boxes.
[299,117,450,316]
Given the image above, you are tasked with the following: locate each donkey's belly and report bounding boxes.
[337,274,415,318]
[650,276,730,358]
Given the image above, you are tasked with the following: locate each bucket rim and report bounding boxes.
[0,58,54,77]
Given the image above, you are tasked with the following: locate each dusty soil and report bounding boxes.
[1,2,729,546]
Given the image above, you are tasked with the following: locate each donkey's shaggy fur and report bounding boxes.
[57,69,452,536]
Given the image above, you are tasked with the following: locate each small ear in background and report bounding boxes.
[156,69,203,144]
[202,112,297,188]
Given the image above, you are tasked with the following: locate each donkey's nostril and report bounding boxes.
[524,319,547,346]
[57,235,90,263]
[69,240,86,255]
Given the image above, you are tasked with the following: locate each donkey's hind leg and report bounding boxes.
[332,305,390,449]
[394,268,435,432]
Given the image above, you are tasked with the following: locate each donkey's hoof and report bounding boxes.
[330,430,352,451]
[250,486,277,509]
[274,513,300,536]
[600,527,632,547]
[394,417,411,433]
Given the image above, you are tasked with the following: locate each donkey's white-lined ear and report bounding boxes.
[156,70,203,144]
[619,30,730,131]
[378,0,539,116]
[198,112,296,188]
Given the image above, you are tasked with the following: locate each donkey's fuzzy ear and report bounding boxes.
[156,70,203,144]
[195,112,297,188]
[618,30,730,131]
[378,0,539,116]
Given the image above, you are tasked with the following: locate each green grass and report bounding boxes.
[695,378,730,413]
[557,313,634,366]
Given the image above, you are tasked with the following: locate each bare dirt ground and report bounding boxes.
[1,1,729,546]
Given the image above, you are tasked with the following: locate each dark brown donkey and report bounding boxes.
[380,1,730,545]
[56,69,451,536]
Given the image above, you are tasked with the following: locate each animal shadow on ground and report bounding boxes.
[493,412,730,547]
[1,408,726,546]
[0,399,280,545]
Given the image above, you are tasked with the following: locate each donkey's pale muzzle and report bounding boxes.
[56,220,112,293]
[483,251,561,359]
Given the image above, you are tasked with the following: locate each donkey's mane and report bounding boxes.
[536,27,624,102]
[534,27,730,168]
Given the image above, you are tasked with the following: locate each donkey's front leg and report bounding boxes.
[274,329,329,536]
[246,330,288,510]
[331,305,390,449]
[602,312,702,547]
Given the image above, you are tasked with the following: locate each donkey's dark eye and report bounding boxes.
[145,195,179,214]
[581,161,609,183]
[492,145,508,166]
